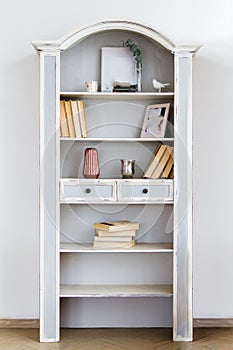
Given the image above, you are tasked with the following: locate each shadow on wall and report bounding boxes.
[193,40,233,189]
[193,38,233,317]
[0,51,40,316]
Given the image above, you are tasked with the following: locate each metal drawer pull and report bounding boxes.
[85,188,91,194]
[142,188,148,194]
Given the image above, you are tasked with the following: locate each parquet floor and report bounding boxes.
[0,328,233,350]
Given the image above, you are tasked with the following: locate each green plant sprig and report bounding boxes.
[122,39,142,71]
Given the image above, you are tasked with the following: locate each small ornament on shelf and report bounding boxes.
[152,78,170,93]
[83,148,100,178]
[85,80,98,93]
[121,159,135,178]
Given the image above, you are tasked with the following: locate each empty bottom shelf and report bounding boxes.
[60,284,173,298]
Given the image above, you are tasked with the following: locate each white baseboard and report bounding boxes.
[193,318,233,327]
[1,318,233,328]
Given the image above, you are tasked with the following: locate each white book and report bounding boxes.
[93,240,136,248]
[77,100,88,138]
[70,100,82,138]
[95,229,136,237]
[94,235,134,242]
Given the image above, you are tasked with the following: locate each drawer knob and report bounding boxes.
[142,188,148,194]
[85,188,91,194]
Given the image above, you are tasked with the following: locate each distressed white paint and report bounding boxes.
[60,92,175,100]
[32,20,200,53]
[60,284,173,298]
[60,137,174,142]
[2,0,233,344]
[39,52,60,342]
[33,20,200,342]
[173,52,193,341]
[60,178,173,203]
[60,242,173,253]
[117,179,173,202]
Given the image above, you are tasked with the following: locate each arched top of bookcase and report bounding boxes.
[32,20,201,54]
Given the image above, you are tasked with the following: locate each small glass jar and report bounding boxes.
[121,159,135,178]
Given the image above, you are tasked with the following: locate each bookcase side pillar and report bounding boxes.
[173,51,193,341]
[39,50,60,342]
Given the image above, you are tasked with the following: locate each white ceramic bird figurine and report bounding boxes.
[152,79,170,93]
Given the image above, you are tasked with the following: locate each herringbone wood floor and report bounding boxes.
[0,328,233,350]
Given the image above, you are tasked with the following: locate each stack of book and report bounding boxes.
[93,221,140,248]
[143,144,174,179]
[112,81,137,92]
[60,99,88,138]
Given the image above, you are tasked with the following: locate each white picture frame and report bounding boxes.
[140,103,170,138]
[101,47,137,92]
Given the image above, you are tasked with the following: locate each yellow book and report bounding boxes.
[60,100,69,137]
[161,148,174,179]
[93,240,136,248]
[64,100,76,138]
[95,229,136,237]
[94,221,140,232]
[143,144,166,178]
[151,146,171,179]
[169,166,174,179]
[77,100,88,138]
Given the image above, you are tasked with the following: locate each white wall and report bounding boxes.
[1,0,233,319]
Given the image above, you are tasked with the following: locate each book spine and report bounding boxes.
[77,100,88,138]
[60,100,70,137]
[143,144,166,178]
[95,229,136,237]
[151,146,171,179]
[64,100,76,138]
[93,240,136,248]
[161,148,174,179]
[94,224,140,232]
[94,236,134,242]
[70,100,82,138]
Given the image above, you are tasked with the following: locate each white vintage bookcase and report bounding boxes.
[32,20,200,342]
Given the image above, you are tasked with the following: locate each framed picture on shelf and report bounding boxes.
[101,47,137,92]
[140,103,170,138]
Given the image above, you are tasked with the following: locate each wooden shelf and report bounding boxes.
[60,242,173,253]
[60,284,173,298]
[60,200,173,204]
[60,178,173,183]
[60,137,174,142]
[60,91,174,100]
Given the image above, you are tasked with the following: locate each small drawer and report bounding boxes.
[118,180,173,202]
[60,179,116,202]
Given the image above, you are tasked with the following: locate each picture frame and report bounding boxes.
[140,103,170,138]
[101,47,137,92]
